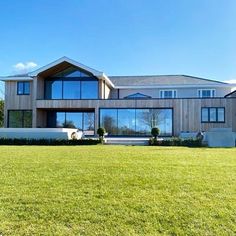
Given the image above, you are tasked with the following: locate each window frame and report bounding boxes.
[159,90,177,99]
[7,110,32,128]
[99,108,173,137]
[44,67,99,100]
[201,107,225,123]
[198,89,215,98]
[17,81,30,95]
[46,111,95,135]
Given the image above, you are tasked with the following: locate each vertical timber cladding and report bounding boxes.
[5,80,33,127]
[134,98,234,135]
[35,98,235,134]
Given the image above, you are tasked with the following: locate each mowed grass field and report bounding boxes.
[0,146,235,236]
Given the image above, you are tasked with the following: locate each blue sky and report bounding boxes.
[0,0,236,82]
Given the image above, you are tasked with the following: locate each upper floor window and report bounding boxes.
[198,89,215,98]
[17,81,30,95]
[160,90,177,98]
[44,67,98,99]
[201,107,225,123]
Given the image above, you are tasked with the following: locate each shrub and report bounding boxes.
[97,128,106,138]
[0,138,102,146]
[151,127,160,139]
[148,137,203,147]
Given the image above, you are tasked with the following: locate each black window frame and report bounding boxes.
[201,107,225,123]
[99,107,174,137]
[44,67,99,100]
[7,110,32,128]
[17,81,30,95]
[46,110,95,135]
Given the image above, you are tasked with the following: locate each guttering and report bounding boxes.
[0,76,33,81]
[114,84,236,89]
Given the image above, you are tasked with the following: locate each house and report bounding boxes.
[1,57,236,138]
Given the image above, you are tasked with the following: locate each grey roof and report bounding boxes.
[109,75,227,86]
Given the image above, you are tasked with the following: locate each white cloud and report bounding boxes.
[13,61,37,73]
[224,79,236,84]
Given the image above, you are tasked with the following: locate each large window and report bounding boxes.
[8,110,32,128]
[17,81,30,95]
[201,107,225,123]
[47,111,95,135]
[100,108,173,136]
[45,67,98,99]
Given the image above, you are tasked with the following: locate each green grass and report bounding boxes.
[0,146,235,236]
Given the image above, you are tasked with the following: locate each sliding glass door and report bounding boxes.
[100,108,173,136]
[47,111,95,135]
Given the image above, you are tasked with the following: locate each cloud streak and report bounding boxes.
[224,79,236,84]
[13,61,37,73]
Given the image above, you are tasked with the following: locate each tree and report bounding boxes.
[0,100,4,127]
[62,121,76,129]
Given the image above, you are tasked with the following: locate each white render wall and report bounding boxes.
[0,128,80,140]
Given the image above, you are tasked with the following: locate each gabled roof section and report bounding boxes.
[29,56,103,77]
[109,75,229,88]
[26,56,114,87]
[0,57,114,87]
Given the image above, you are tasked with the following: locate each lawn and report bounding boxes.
[0,146,235,236]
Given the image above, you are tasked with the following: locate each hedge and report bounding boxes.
[0,138,102,146]
[148,137,203,147]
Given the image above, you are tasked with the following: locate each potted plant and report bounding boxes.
[151,127,160,140]
[97,127,106,143]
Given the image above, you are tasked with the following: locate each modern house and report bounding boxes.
[1,57,236,138]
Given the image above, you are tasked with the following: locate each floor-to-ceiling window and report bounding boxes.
[100,108,173,136]
[45,67,98,99]
[47,111,95,135]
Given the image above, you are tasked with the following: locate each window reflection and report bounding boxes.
[201,108,208,122]
[56,112,65,128]
[83,112,95,135]
[118,109,135,135]
[81,81,98,99]
[217,108,225,122]
[201,107,225,123]
[100,109,117,135]
[45,80,62,99]
[63,81,80,99]
[135,109,152,135]
[209,108,217,122]
[47,111,95,135]
[8,110,32,128]
[99,108,173,136]
[66,113,82,129]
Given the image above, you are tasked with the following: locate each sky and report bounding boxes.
[0,0,236,83]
